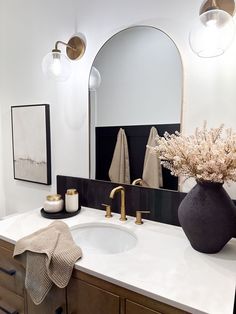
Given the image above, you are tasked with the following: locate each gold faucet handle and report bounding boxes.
[135,210,150,225]
[101,203,113,218]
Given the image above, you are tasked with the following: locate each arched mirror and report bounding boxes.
[89,26,183,191]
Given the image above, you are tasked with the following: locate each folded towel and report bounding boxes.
[109,128,130,184]
[13,221,82,305]
[142,127,163,188]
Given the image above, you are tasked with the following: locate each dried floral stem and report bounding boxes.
[148,123,236,183]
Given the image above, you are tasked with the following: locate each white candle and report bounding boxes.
[44,194,64,213]
[65,189,79,212]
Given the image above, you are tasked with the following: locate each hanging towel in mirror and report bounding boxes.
[142,126,163,188]
[109,128,130,184]
[13,221,82,305]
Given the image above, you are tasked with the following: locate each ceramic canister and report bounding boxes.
[44,194,64,213]
[65,189,79,212]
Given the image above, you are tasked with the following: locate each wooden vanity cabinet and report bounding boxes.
[0,239,26,314]
[67,269,190,314]
[0,239,67,314]
[26,286,67,314]
[126,300,162,314]
[67,277,120,314]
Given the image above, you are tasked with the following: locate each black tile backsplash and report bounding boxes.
[57,175,187,226]
[57,175,236,227]
[96,124,180,190]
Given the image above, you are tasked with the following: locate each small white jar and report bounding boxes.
[65,189,79,212]
[44,194,64,213]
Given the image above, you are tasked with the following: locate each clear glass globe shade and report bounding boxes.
[42,52,72,81]
[89,66,101,91]
[189,9,235,57]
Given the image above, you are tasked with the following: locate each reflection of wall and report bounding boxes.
[94,27,182,126]
[1,0,236,216]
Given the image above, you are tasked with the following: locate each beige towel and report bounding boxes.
[142,127,163,188]
[13,221,82,305]
[109,128,130,184]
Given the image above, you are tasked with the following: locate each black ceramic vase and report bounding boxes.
[178,181,236,254]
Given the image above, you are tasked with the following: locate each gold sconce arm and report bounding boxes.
[200,0,235,16]
[52,36,85,60]
[42,35,86,81]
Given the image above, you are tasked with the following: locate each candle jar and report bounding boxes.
[65,189,79,212]
[44,194,64,213]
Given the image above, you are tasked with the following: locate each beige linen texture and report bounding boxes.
[142,126,163,188]
[13,221,82,305]
[109,128,130,184]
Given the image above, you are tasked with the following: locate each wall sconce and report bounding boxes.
[189,0,235,57]
[42,36,85,81]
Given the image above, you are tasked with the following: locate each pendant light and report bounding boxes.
[189,0,235,57]
[42,36,85,81]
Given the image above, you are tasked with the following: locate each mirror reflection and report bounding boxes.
[89,26,183,191]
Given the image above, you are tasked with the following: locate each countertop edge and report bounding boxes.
[74,263,207,314]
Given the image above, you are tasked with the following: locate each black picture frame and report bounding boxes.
[11,104,51,185]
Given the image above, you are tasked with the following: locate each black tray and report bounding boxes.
[40,207,81,219]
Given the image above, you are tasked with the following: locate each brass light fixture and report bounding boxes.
[42,36,86,81]
[189,0,235,57]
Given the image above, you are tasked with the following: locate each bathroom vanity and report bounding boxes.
[0,237,186,314]
[0,207,236,314]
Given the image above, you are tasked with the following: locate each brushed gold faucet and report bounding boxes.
[109,186,127,221]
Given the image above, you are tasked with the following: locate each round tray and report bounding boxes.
[40,207,81,219]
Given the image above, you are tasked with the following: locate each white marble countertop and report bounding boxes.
[0,206,236,314]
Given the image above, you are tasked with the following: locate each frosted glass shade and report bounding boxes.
[89,66,101,91]
[42,51,72,81]
[189,9,235,57]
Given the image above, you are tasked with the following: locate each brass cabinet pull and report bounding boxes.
[0,267,16,276]
[135,210,151,225]
[55,307,63,314]
[0,301,18,314]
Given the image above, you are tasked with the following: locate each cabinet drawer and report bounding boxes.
[67,277,120,314]
[126,300,162,314]
[0,285,25,314]
[0,245,25,296]
[26,285,67,314]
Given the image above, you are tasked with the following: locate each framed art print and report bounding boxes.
[11,104,51,185]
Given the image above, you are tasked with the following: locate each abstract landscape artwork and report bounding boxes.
[11,104,51,185]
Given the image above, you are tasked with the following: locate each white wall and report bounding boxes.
[0,3,6,215]
[0,0,91,215]
[1,0,236,216]
[0,89,6,216]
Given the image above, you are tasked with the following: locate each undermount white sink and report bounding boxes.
[70,223,137,255]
